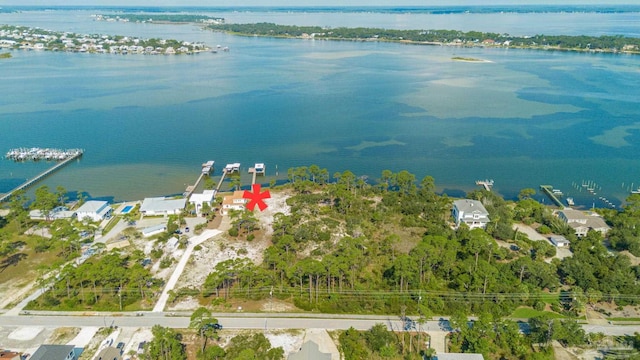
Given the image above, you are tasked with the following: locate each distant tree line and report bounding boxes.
[208,23,640,53]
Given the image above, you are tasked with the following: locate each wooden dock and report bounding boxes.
[475,179,494,191]
[248,163,265,185]
[540,185,565,208]
[184,160,215,197]
[215,170,228,192]
[0,150,83,203]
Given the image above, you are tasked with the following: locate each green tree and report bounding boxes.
[146,325,186,360]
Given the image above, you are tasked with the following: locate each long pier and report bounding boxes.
[540,185,565,208]
[0,151,83,203]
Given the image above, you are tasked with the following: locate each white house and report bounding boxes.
[76,201,112,222]
[435,354,484,360]
[140,197,186,217]
[557,209,610,237]
[189,190,216,215]
[221,191,247,215]
[452,199,490,230]
[142,223,167,237]
[29,206,76,221]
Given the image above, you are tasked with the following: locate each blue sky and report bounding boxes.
[11,0,638,6]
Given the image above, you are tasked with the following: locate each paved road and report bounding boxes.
[3,313,639,336]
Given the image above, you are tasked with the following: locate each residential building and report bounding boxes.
[29,206,75,220]
[557,209,610,237]
[189,190,216,215]
[452,199,490,229]
[31,345,76,360]
[140,197,186,217]
[76,201,113,222]
[221,191,247,215]
[142,223,167,238]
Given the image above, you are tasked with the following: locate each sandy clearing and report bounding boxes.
[8,327,43,341]
[67,326,99,347]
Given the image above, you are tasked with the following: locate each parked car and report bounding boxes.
[185,227,190,233]
[117,342,125,350]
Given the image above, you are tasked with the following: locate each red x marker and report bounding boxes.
[243,184,270,211]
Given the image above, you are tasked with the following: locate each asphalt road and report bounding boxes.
[2,313,640,336]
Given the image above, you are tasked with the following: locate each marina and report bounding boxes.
[0,150,83,203]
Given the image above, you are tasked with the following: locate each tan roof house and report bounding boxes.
[221,191,247,215]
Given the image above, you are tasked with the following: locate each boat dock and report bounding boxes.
[475,179,494,191]
[248,163,265,185]
[0,150,83,203]
[184,160,215,197]
[215,163,240,192]
[540,185,565,208]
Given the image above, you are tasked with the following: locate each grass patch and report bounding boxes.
[607,317,640,322]
[510,306,565,319]
[0,52,11,59]
[102,216,120,235]
[452,56,483,62]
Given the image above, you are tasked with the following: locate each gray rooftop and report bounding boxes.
[436,353,484,360]
[31,344,75,360]
[453,199,489,216]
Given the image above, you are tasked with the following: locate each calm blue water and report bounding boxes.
[1,7,640,206]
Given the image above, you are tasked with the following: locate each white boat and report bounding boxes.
[566,197,574,206]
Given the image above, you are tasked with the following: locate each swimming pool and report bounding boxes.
[121,205,133,214]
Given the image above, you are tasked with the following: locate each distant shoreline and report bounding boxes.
[208,23,640,56]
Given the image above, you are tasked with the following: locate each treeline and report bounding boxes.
[98,14,224,23]
[192,166,640,320]
[207,22,640,53]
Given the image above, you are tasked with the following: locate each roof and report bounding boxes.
[142,223,167,235]
[288,341,332,360]
[549,235,570,244]
[0,351,21,360]
[31,344,75,360]
[558,209,589,222]
[436,354,484,360]
[76,200,110,214]
[95,346,122,360]
[222,191,247,206]
[453,199,489,216]
[140,197,186,213]
[189,190,216,203]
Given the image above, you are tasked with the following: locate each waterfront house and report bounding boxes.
[189,190,216,215]
[221,191,247,215]
[556,209,610,237]
[76,201,113,222]
[29,206,76,221]
[452,199,490,230]
[140,197,186,217]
